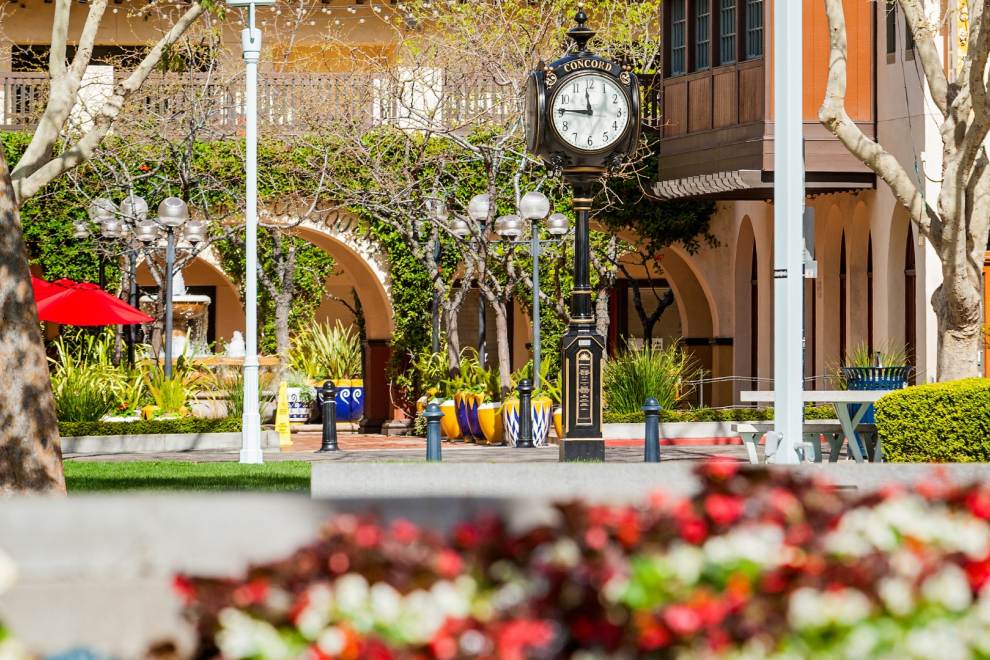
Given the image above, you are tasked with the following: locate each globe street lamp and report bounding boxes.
[462,192,570,388]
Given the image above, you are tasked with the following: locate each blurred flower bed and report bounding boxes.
[180,464,990,659]
[0,548,30,660]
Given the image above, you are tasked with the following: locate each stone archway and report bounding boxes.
[289,218,396,432]
[732,216,758,399]
[660,246,724,405]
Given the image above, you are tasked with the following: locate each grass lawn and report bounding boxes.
[64,460,311,493]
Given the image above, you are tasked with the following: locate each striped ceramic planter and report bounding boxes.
[502,396,553,447]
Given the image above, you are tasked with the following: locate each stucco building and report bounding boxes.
[1,0,969,426]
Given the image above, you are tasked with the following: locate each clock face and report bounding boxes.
[549,72,630,153]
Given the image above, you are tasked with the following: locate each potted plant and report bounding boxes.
[541,376,563,441]
[285,370,315,424]
[502,361,554,447]
[290,321,364,422]
[477,365,504,445]
[839,341,912,424]
[409,349,461,440]
[453,350,487,442]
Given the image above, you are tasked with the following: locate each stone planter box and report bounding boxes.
[602,421,744,442]
[61,430,282,454]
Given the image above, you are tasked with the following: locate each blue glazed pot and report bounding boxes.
[334,380,353,422]
[842,366,912,423]
[348,380,365,421]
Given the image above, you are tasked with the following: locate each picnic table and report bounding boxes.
[740,390,893,462]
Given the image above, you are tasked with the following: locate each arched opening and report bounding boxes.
[750,245,759,390]
[839,230,847,363]
[867,234,874,354]
[905,227,916,379]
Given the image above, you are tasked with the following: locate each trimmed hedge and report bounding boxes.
[602,405,835,425]
[875,378,990,462]
[58,417,242,438]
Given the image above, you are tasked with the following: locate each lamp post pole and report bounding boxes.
[530,217,541,388]
[771,0,804,464]
[233,0,269,464]
[127,248,139,366]
[431,237,441,354]
[163,226,176,378]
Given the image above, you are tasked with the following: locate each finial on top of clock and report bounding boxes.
[568,2,595,53]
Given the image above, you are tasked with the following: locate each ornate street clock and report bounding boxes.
[524,4,641,461]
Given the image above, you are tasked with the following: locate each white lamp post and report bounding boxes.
[771,0,804,463]
[228,0,274,464]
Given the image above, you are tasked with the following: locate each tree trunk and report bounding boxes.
[932,276,983,381]
[274,293,292,370]
[443,302,461,377]
[490,299,512,398]
[0,143,65,494]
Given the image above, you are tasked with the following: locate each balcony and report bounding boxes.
[2,69,664,136]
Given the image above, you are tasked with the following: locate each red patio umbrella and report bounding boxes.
[35,280,153,326]
[31,275,73,302]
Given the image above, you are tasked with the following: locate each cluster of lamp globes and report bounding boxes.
[443,191,570,241]
[73,195,208,246]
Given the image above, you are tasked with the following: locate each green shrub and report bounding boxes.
[601,405,835,425]
[603,342,696,414]
[59,417,242,437]
[875,378,990,462]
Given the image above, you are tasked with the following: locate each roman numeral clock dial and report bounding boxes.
[550,72,630,153]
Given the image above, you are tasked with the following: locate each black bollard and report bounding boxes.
[424,402,443,462]
[317,380,339,453]
[643,397,661,463]
[517,378,534,448]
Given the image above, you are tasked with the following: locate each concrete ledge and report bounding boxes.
[604,421,744,441]
[61,430,281,454]
[0,495,532,658]
[312,462,990,501]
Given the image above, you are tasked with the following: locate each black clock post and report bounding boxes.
[524,4,640,461]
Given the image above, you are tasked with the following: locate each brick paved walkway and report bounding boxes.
[65,432,750,463]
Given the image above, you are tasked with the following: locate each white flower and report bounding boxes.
[0,550,16,596]
[216,608,291,659]
[666,543,704,584]
[370,582,402,623]
[334,574,369,612]
[399,589,446,643]
[703,525,785,568]
[921,565,973,612]
[906,621,970,660]
[878,577,915,617]
[296,584,333,640]
[787,588,822,630]
[431,579,472,619]
[317,627,347,656]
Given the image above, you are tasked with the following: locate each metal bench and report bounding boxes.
[732,421,879,464]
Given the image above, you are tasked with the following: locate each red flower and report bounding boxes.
[704,493,745,526]
[435,549,464,578]
[678,515,708,544]
[390,518,420,544]
[966,488,990,520]
[584,526,609,550]
[701,458,739,481]
[453,522,482,549]
[966,554,990,590]
[662,605,703,637]
[329,551,350,574]
[138,164,150,172]
[233,579,269,607]
[172,574,196,604]
[355,523,383,548]
[495,619,554,660]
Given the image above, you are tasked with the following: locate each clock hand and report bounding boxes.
[585,89,592,114]
[557,107,593,116]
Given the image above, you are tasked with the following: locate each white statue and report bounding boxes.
[226,331,246,358]
[172,269,187,297]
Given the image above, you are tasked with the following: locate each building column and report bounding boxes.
[359,339,392,434]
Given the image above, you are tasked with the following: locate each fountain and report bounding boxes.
[140,270,213,357]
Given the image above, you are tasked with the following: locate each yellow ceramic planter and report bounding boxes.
[477,402,504,445]
[552,406,563,441]
[439,399,461,440]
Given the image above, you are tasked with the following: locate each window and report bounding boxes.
[886,0,897,56]
[719,0,737,65]
[670,0,687,75]
[695,1,712,70]
[744,0,763,59]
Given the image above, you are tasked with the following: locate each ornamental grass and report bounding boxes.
[178,464,990,659]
